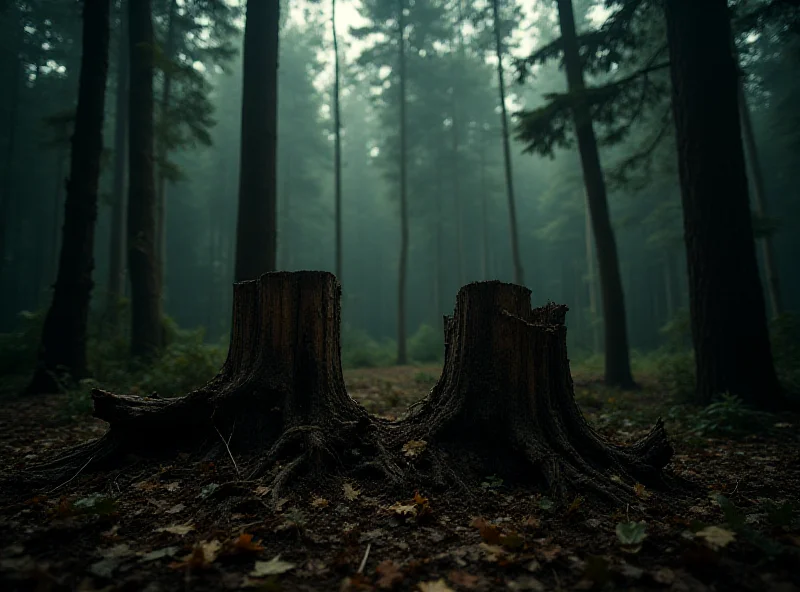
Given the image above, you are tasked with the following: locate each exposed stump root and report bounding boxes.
[388,281,680,504]
[26,272,400,501]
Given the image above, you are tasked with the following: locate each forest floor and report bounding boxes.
[0,365,799,592]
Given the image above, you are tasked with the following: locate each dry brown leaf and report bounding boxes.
[232,533,264,553]
[311,496,330,509]
[375,559,404,589]
[448,570,480,588]
[388,502,417,517]
[156,524,194,536]
[172,539,222,569]
[251,554,296,577]
[695,526,736,550]
[634,483,652,500]
[470,517,502,545]
[343,483,361,501]
[418,579,454,592]
[402,440,427,458]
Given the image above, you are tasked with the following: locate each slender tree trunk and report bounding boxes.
[480,130,489,280]
[435,156,444,319]
[451,96,464,287]
[27,0,111,394]
[51,149,67,284]
[156,0,178,297]
[738,83,782,319]
[0,58,21,280]
[557,0,634,388]
[128,0,163,357]
[664,0,784,408]
[584,193,599,353]
[396,0,409,365]
[491,0,524,286]
[663,256,674,320]
[332,0,343,282]
[234,0,280,281]
[107,0,128,321]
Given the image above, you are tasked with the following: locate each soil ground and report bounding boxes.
[1,366,799,592]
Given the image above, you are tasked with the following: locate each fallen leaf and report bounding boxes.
[89,558,120,579]
[418,579,454,592]
[178,540,222,569]
[538,497,554,511]
[523,516,540,529]
[251,554,297,577]
[695,526,736,550]
[233,533,265,553]
[311,496,330,509]
[164,481,181,492]
[566,496,584,515]
[343,483,361,501]
[375,559,404,589]
[156,524,195,536]
[402,440,427,458]
[254,485,270,497]
[200,483,220,499]
[448,571,480,588]
[499,532,525,550]
[140,547,179,562]
[539,545,562,563]
[653,567,675,585]
[634,483,652,500]
[471,517,501,544]
[388,502,417,517]
[166,503,185,514]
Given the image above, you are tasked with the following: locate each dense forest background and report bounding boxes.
[0,0,798,398]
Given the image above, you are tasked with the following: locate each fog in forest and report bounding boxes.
[1,0,798,395]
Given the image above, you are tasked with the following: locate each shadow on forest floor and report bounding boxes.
[0,365,799,591]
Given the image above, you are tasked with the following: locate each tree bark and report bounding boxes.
[557,0,634,388]
[491,0,524,286]
[585,192,599,353]
[107,0,129,323]
[128,0,163,357]
[664,0,784,408]
[0,56,21,281]
[393,281,675,501]
[396,0,409,365]
[26,0,111,394]
[235,0,280,281]
[333,0,343,282]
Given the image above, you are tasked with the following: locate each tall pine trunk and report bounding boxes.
[738,83,782,319]
[396,0,409,365]
[491,0,524,286]
[0,57,21,281]
[156,0,178,295]
[664,0,784,408]
[234,0,280,281]
[107,0,129,322]
[557,0,634,388]
[333,0,343,282]
[128,0,163,357]
[27,0,111,394]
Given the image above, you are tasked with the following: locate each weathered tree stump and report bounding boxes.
[32,272,401,500]
[392,281,675,502]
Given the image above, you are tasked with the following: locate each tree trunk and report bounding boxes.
[26,0,111,394]
[0,57,21,280]
[491,0,524,286]
[235,0,280,281]
[32,272,400,503]
[480,129,489,281]
[394,281,675,501]
[128,0,163,357]
[664,0,784,408]
[107,0,128,322]
[156,0,178,296]
[396,0,409,365]
[585,192,599,353]
[738,83,782,319]
[333,0,343,282]
[50,149,67,284]
[557,0,634,388]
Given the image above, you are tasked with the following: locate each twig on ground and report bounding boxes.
[358,543,372,574]
[47,454,96,494]
[215,425,240,479]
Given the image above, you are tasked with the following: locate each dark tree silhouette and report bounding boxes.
[234,0,280,281]
[128,0,163,357]
[664,0,785,408]
[27,0,111,394]
[555,0,635,389]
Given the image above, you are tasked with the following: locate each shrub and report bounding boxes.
[341,325,395,369]
[408,324,444,363]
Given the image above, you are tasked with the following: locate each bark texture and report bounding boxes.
[33,272,396,502]
[27,0,111,394]
[392,281,674,502]
[235,0,280,281]
[664,0,785,408]
[128,0,163,357]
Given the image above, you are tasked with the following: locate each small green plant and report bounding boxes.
[690,393,770,437]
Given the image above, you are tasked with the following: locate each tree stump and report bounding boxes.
[393,281,675,502]
[32,271,401,500]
